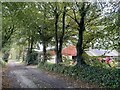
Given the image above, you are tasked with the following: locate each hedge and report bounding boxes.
[38,62,120,88]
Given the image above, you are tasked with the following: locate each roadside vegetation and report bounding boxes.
[0,59,6,67]
[0,52,6,67]
[38,60,120,88]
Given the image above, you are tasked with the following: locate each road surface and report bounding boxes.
[2,60,97,88]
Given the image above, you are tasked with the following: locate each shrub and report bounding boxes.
[0,59,6,67]
[25,51,38,65]
[38,62,120,88]
[82,53,110,68]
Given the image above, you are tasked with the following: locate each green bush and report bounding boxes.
[38,62,120,88]
[82,53,110,68]
[25,51,38,65]
[62,57,72,66]
[0,59,6,67]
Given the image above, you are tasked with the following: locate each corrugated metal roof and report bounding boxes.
[85,49,118,56]
[34,45,119,57]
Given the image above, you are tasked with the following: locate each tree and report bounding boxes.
[53,3,61,64]
[49,2,69,64]
[16,3,41,64]
[68,2,91,65]
[2,2,16,49]
[91,2,120,50]
[2,2,23,57]
[2,2,39,64]
[58,3,67,63]
[35,2,55,63]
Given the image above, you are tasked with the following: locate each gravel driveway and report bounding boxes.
[2,60,97,88]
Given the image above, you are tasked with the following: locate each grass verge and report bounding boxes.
[38,62,120,88]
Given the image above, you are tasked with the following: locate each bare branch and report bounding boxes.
[67,13,79,25]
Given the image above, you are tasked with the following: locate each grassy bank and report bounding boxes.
[38,62,120,88]
[0,59,6,67]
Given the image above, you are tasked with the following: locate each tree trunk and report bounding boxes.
[54,6,60,64]
[76,12,87,66]
[42,41,47,63]
[58,6,66,63]
[76,30,86,65]
[55,51,61,64]
[30,37,33,54]
[27,36,34,65]
[58,44,63,62]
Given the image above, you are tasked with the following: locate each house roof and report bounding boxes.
[49,45,77,56]
[34,45,118,57]
[61,46,119,57]
[62,45,76,56]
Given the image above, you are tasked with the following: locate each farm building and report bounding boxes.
[34,45,119,64]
